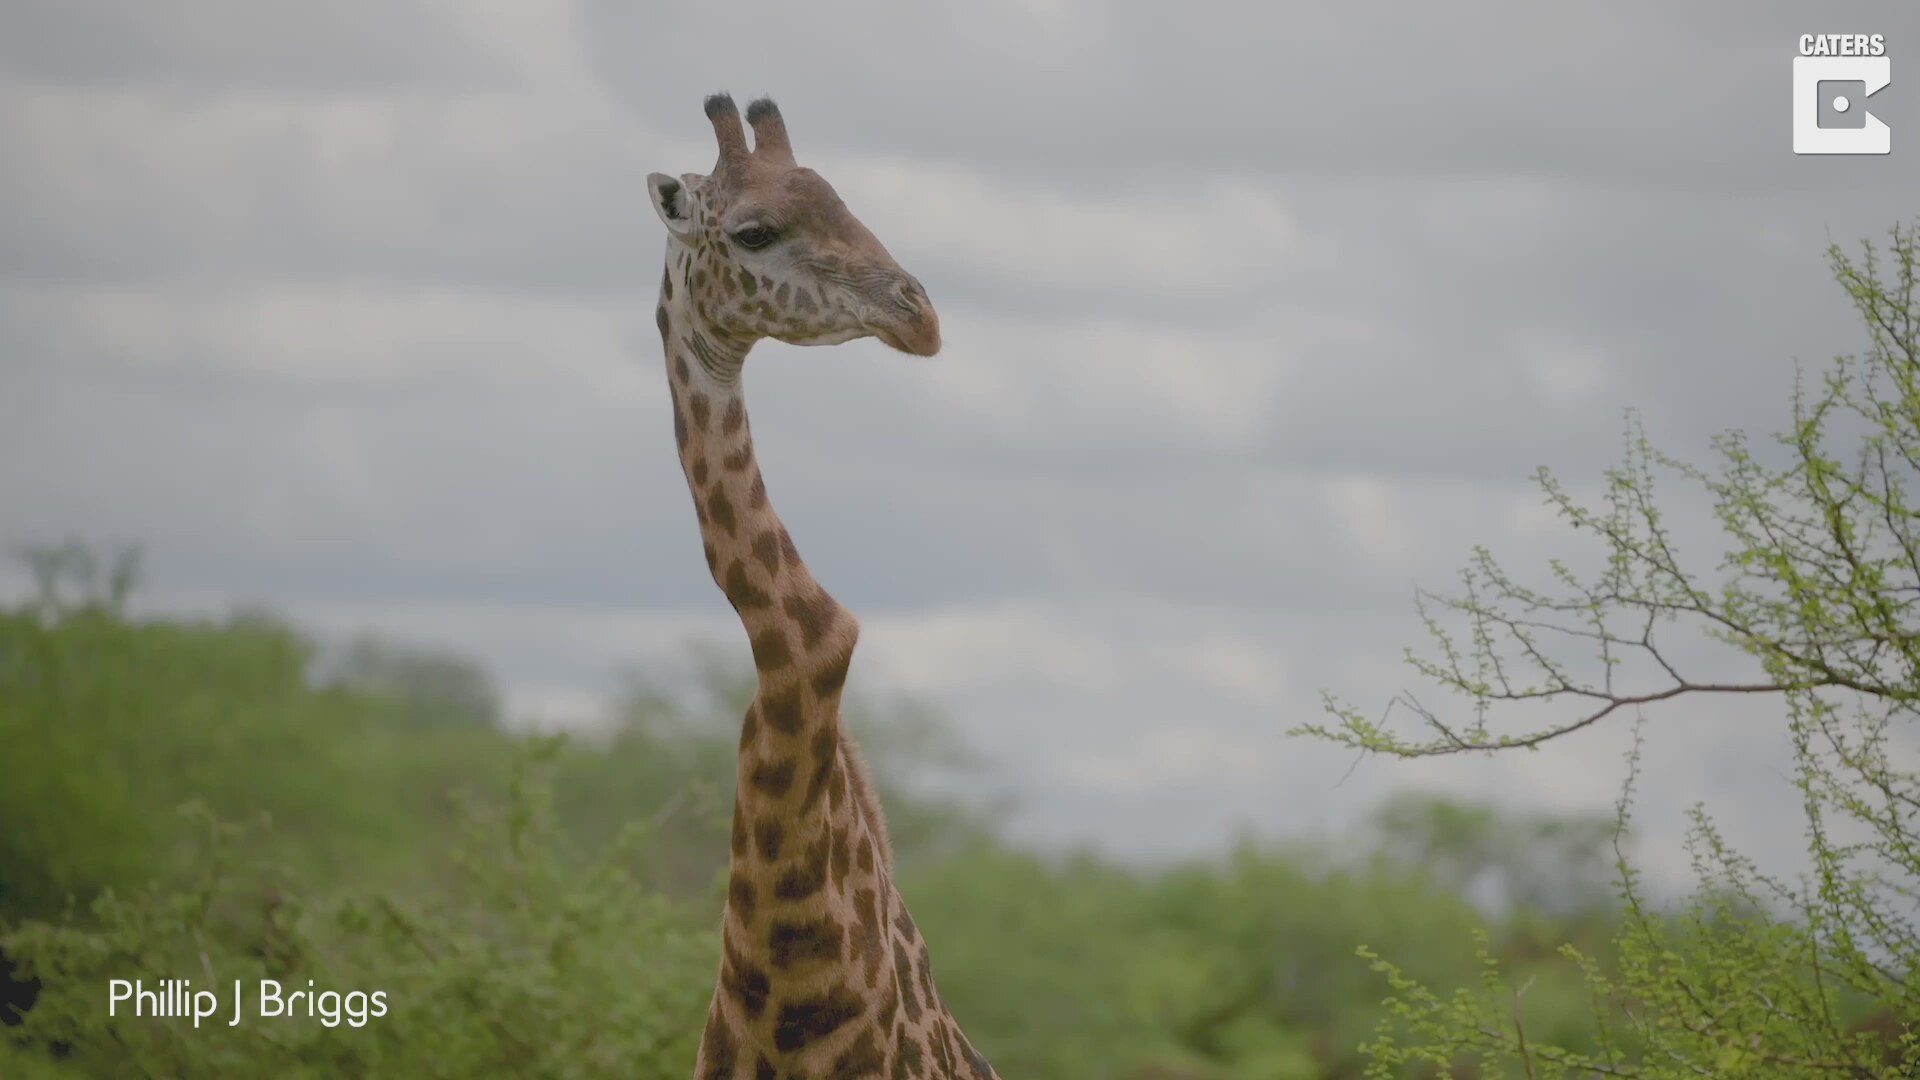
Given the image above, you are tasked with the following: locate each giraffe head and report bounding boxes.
[647,94,940,357]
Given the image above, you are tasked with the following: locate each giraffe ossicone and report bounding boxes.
[647,93,997,1080]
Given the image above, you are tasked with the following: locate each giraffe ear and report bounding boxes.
[647,173,697,236]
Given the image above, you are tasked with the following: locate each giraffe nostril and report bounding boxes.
[891,276,927,314]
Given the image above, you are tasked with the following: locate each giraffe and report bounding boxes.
[645,94,1000,1080]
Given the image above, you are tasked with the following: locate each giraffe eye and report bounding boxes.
[733,224,778,250]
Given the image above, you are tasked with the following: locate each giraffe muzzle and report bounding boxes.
[873,309,941,357]
[870,276,941,356]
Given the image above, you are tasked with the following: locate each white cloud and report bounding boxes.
[839,157,1305,301]
[1062,727,1275,796]
[0,78,666,284]
[906,306,1304,452]
[861,600,1126,700]
[1322,473,1418,572]
[0,280,648,400]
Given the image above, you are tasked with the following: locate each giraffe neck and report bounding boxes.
[655,257,902,1069]
[654,254,861,708]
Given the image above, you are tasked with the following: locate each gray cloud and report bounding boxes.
[0,0,511,92]
[2,1,1915,881]
[584,2,1913,190]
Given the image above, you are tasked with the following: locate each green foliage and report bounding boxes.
[4,746,715,1078]
[0,599,412,920]
[3,543,1639,1077]
[1304,225,1920,1073]
[908,833,1603,1079]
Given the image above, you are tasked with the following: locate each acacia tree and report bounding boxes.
[1301,224,1920,1076]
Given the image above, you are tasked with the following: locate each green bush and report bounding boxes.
[0,601,418,920]
[4,744,715,1078]
[2,547,1643,1077]
[1305,226,1920,1074]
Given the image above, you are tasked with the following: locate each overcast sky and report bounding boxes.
[3,2,1917,887]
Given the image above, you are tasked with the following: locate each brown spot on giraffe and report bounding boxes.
[895,950,922,1023]
[853,885,884,986]
[754,819,784,863]
[728,878,757,925]
[721,944,770,1020]
[801,726,836,808]
[916,943,937,1003]
[831,825,852,887]
[708,487,737,535]
[762,687,803,735]
[929,1023,955,1075]
[768,915,844,970]
[773,983,864,1053]
[648,92,991,1079]
[774,834,831,901]
[748,756,797,798]
[724,560,772,610]
[783,588,836,651]
[893,1034,923,1079]
[750,529,783,575]
[749,626,791,671]
[833,1029,887,1078]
